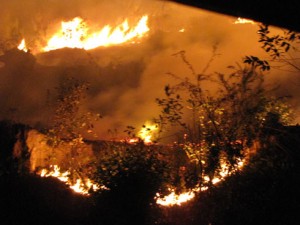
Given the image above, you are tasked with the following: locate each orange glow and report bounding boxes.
[127,137,139,143]
[43,15,149,52]
[17,39,28,52]
[39,165,101,195]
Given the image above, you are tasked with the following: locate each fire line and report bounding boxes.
[43,15,149,52]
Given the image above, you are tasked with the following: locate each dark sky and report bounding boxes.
[0,0,299,140]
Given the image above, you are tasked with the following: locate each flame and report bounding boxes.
[43,15,149,52]
[156,158,245,206]
[155,185,208,207]
[17,39,28,52]
[234,17,255,25]
[138,122,158,144]
[155,188,195,206]
[39,165,101,195]
[127,137,140,143]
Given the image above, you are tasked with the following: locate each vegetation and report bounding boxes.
[45,77,100,184]
[90,140,173,225]
[155,51,292,190]
[1,20,299,225]
[245,24,300,72]
[93,140,171,195]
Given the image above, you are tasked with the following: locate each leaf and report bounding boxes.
[165,85,170,96]
[285,44,290,52]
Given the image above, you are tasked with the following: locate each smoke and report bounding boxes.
[1,0,299,140]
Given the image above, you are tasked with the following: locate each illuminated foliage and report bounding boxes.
[46,77,101,184]
[48,77,100,142]
[156,52,292,187]
[93,141,171,199]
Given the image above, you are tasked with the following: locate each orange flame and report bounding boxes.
[155,158,245,206]
[39,165,101,195]
[138,122,158,144]
[17,39,28,52]
[234,17,255,25]
[155,188,196,206]
[43,15,149,52]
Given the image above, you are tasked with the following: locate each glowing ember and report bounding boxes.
[39,165,100,195]
[17,39,28,52]
[234,17,256,25]
[128,137,139,143]
[43,15,149,52]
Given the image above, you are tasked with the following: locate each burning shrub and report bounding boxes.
[156,51,292,188]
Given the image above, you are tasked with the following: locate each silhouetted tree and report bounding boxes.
[245,24,300,72]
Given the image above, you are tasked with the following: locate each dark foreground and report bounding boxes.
[0,126,300,225]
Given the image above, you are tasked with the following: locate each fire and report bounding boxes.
[43,15,149,52]
[127,137,139,144]
[39,165,101,195]
[138,122,158,144]
[156,158,245,206]
[155,188,195,206]
[234,17,256,25]
[17,39,28,52]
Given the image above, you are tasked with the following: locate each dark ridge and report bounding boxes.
[170,0,300,32]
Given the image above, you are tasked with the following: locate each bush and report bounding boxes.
[94,141,171,196]
[156,51,292,187]
[91,140,172,224]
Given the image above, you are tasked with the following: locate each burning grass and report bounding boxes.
[26,126,247,206]
[38,164,101,195]
[1,120,300,225]
[17,15,149,54]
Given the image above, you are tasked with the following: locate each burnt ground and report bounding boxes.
[0,121,300,225]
